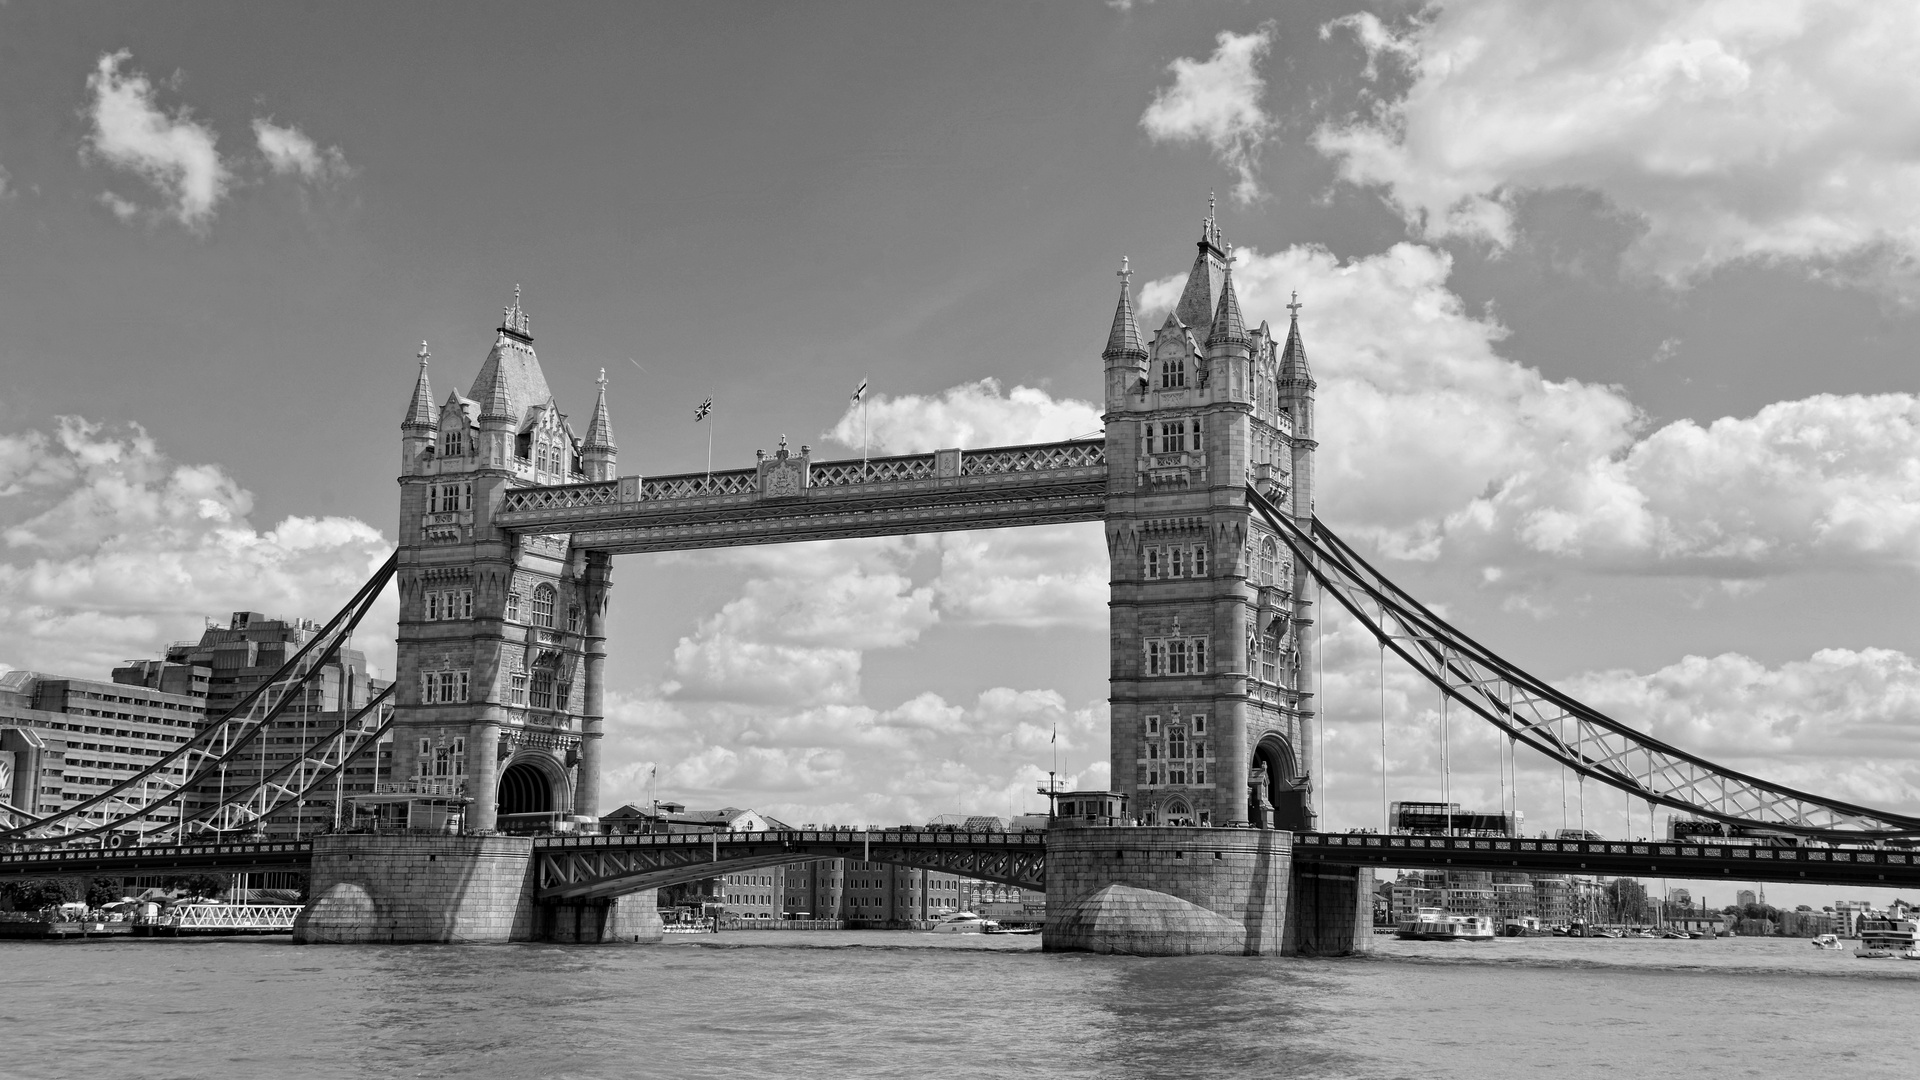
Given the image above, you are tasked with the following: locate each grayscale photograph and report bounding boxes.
[1,3,1916,1078]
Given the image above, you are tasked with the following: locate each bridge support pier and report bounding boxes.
[293,833,662,945]
[1042,827,1370,956]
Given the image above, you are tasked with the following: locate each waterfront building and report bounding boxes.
[1736,889,1758,907]
[0,670,208,836]
[1532,876,1576,926]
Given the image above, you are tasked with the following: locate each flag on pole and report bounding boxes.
[850,377,868,404]
[1051,724,1056,745]
[693,397,713,422]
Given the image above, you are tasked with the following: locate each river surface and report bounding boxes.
[2,931,1915,1079]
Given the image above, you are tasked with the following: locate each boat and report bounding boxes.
[1811,934,1842,951]
[1396,908,1495,942]
[983,925,1040,935]
[1661,930,1689,940]
[1853,917,1917,959]
[1901,947,1920,961]
[1503,917,1550,938]
[929,911,999,934]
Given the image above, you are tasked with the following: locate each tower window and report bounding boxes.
[568,606,581,633]
[1161,353,1185,389]
[1144,637,1207,677]
[1261,627,1280,684]
[532,584,556,628]
[1189,419,1203,451]
[440,429,464,457]
[505,592,521,622]
[1158,423,1183,454]
[530,670,555,710]
[1258,537,1278,587]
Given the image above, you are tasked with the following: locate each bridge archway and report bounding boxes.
[1251,735,1310,832]
[499,758,560,817]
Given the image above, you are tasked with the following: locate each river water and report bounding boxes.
[2,932,1914,1079]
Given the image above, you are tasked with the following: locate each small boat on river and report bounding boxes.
[1397,909,1495,942]
[1811,934,1842,951]
[1854,917,1916,959]
[930,911,999,934]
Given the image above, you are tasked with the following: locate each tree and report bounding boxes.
[0,878,79,911]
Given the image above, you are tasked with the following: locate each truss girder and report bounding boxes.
[0,840,313,880]
[0,554,399,847]
[1249,490,1920,840]
[534,831,1047,901]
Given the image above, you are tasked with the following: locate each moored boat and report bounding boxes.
[1853,917,1916,959]
[1811,934,1842,951]
[1396,908,1495,942]
[930,911,998,934]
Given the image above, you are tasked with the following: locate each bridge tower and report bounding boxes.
[1103,211,1317,831]
[393,291,614,833]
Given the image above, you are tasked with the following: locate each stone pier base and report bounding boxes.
[1042,826,1371,957]
[293,833,662,945]
[537,893,664,944]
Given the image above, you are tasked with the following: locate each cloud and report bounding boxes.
[932,526,1106,631]
[1315,1,1920,293]
[1144,241,1920,577]
[823,378,1102,455]
[0,416,394,677]
[600,686,1109,826]
[1315,618,1920,829]
[1141,25,1277,205]
[252,118,352,182]
[83,51,228,229]
[662,539,937,706]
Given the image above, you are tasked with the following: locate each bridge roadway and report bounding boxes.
[0,840,313,879]
[13,829,1917,893]
[1294,832,1920,888]
[533,829,1047,901]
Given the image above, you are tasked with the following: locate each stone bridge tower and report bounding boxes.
[1102,213,1318,831]
[395,290,615,833]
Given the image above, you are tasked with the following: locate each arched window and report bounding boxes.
[1261,626,1280,684]
[532,584,556,628]
[530,669,555,710]
[1161,352,1185,389]
[440,428,464,456]
[1167,729,1186,761]
[1258,537,1278,586]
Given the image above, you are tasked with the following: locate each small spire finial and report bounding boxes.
[417,341,430,365]
[1117,255,1131,283]
[1286,290,1302,317]
[598,367,607,387]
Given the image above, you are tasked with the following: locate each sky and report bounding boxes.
[3,1,1920,908]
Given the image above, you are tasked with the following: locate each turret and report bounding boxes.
[1277,294,1315,524]
[1102,257,1148,409]
[582,368,618,481]
[1205,255,1250,398]
[401,342,436,474]
[473,286,532,468]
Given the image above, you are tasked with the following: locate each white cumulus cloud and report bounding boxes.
[83,51,228,229]
[1316,1,1920,293]
[0,416,394,677]
[1141,25,1277,205]
[252,118,352,182]
[824,378,1101,455]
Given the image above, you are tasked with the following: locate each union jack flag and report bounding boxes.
[693,397,713,422]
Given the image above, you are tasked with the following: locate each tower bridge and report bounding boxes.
[5,204,1918,955]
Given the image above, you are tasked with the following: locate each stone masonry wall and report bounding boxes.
[1045,826,1292,955]
[295,833,536,945]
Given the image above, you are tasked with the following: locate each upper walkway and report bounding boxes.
[491,439,1106,553]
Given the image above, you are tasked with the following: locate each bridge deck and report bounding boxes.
[491,441,1106,553]
[0,841,313,879]
[1295,832,1920,888]
[535,829,1046,900]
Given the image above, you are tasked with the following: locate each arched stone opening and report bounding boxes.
[499,759,556,817]
[1249,735,1311,832]
[1163,797,1195,827]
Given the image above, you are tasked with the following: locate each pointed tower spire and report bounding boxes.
[1102,256,1147,362]
[1174,196,1229,333]
[403,342,436,429]
[477,348,515,424]
[1207,251,1247,349]
[1278,291,1312,387]
[582,369,618,481]
[584,369,617,450]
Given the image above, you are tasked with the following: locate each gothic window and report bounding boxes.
[568,606,581,633]
[510,670,527,706]
[426,593,440,621]
[1161,353,1185,389]
[1170,547,1187,577]
[530,670,555,710]
[1158,423,1182,454]
[440,428,463,457]
[1192,544,1208,576]
[1188,418,1203,451]
[505,592,521,622]
[1258,537,1278,586]
[515,432,531,460]
[1167,639,1188,675]
[1193,714,1207,736]
[1261,626,1280,684]
[1192,638,1207,673]
[532,584,556,628]
[1145,715,1160,736]
[1168,729,1186,760]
